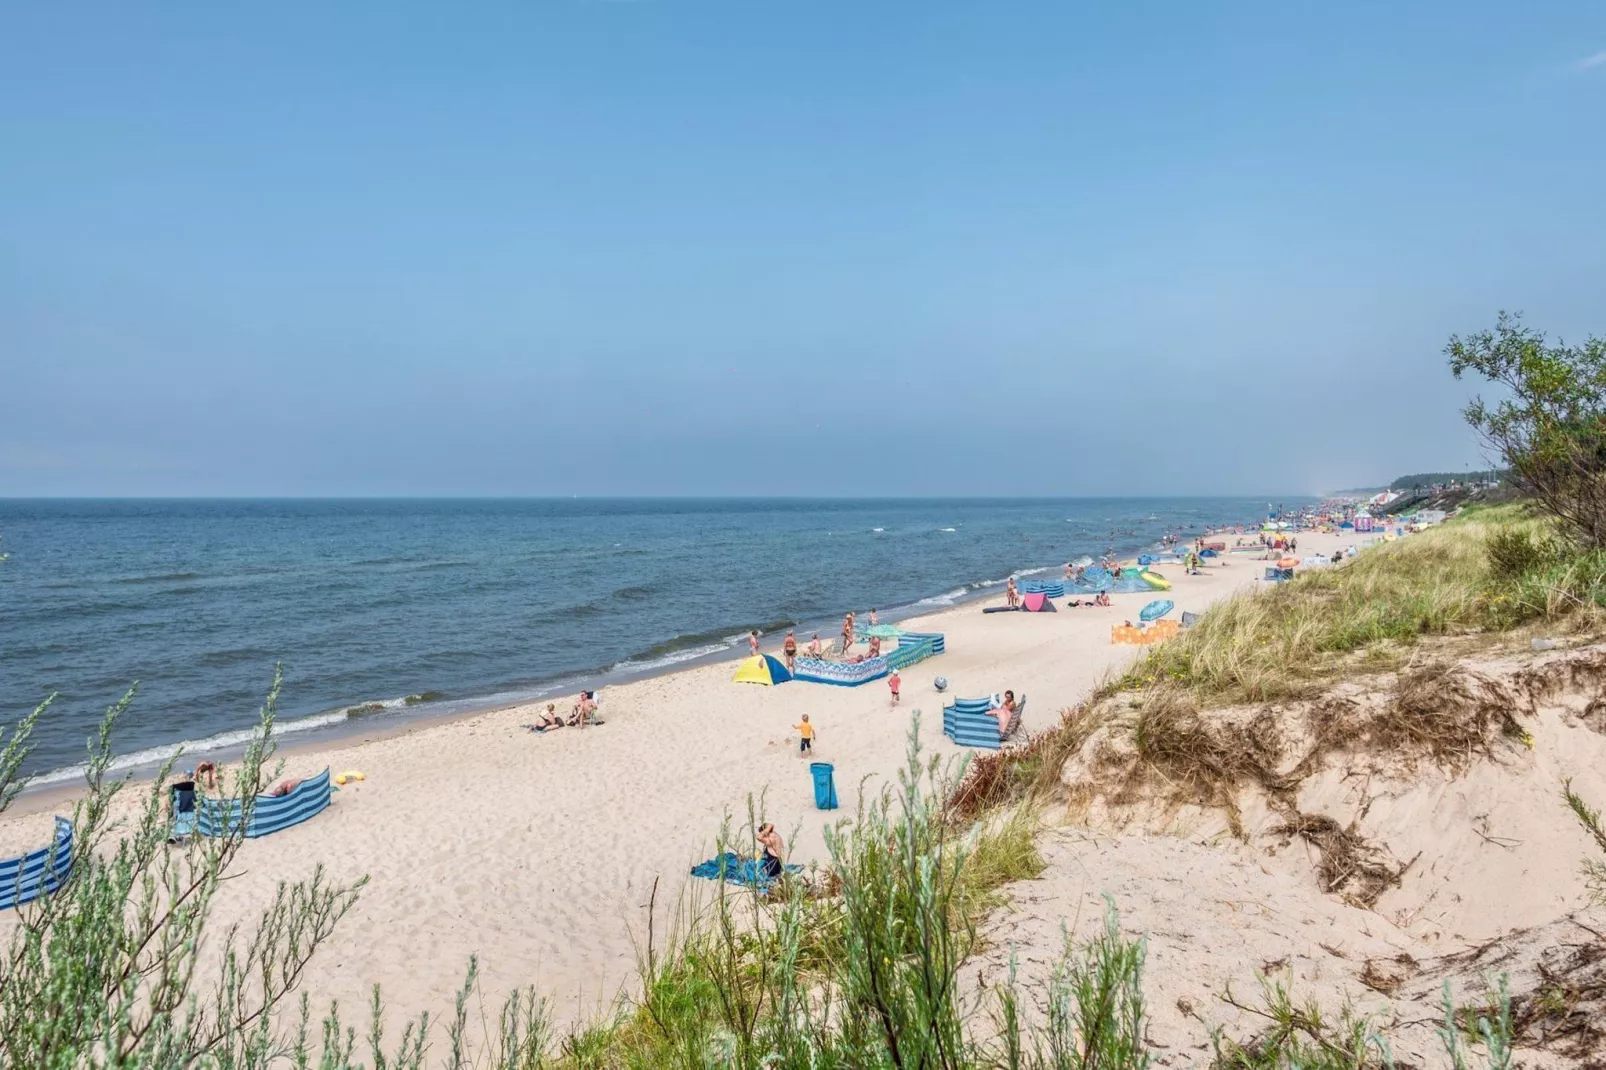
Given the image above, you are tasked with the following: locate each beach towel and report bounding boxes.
[690,852,801,888]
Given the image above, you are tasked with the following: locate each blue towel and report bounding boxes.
[690,852,801,887]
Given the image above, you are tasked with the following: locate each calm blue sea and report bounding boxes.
[0,498,1297,779]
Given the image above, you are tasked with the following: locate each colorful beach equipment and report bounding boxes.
[0,817,73,910]
[196,768,334,839]
[1111,619,1181,645]
[941,695,1026,750]
[1138,570,1171,590]
[733,654,792,685]
[1021,592,1056,612]
[794,632,944,686]
[810,762,839,810]
[1139,599,1174,622]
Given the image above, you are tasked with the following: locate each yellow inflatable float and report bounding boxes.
[333,770,366,786]
[1138,570,1171,591]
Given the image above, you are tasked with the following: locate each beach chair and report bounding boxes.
[941,695,1026,750]
[169,780,198,843]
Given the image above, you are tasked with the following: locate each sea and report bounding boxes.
[0,497,1299,781]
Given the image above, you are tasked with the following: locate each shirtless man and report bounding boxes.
[757,822,785,880]
[808,633,822,657]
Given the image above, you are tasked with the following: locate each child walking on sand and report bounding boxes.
[888,668,901,704]
[794,714,816,755]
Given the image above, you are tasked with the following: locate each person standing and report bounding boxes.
[793,714,816,755]
[748,630,761,657]
[782,630,798,671]
[888,668,901,705]
[757,823,785,880]
[1006,577,1019,608]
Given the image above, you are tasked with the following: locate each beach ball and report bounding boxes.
[933,676,948,692]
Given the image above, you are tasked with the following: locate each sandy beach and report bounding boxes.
[0,534,1348,1029]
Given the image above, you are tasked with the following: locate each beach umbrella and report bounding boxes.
[1139,599,1174,622]
[860,624,902,639]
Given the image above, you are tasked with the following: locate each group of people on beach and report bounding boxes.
[526,691,599,732]
[750,607,886,673]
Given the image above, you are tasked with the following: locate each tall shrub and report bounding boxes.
[1448,312,1606,547]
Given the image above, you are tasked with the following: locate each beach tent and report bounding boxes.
[733,654,792,685]
[1021,592,1057,612]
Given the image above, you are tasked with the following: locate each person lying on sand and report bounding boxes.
[267,777,304,798]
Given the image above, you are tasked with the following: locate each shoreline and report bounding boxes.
[0,524,1343,1030]
[12,517,1274,797]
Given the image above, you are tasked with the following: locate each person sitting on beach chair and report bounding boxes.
[570,691,599,727]
[991,690,1018,734]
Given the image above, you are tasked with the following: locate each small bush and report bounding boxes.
[1485,527,1548,578]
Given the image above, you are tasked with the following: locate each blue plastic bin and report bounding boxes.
[810,762,838,810]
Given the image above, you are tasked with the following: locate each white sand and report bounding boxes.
[0,533,1340,1030]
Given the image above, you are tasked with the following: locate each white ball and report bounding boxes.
[933,676,949,692]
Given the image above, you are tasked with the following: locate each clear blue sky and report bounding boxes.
[3,2,1602,497]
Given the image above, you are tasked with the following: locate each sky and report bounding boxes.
[2,2,1603,498]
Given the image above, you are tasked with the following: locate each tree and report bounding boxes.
[1448,311,1606,547]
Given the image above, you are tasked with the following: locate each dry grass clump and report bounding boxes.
[1113,518,1502,709]
[1269,812,1418,909]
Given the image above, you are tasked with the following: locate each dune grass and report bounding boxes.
[1111,504,1606,709]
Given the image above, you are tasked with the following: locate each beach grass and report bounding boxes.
[1111,503,1605,709]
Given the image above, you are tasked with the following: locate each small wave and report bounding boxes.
[115,571,204,585]
[938,527,956,533]
[527,601,607,625]
[916,587,970,607]
[1069,555,1094,568]
[610,643,731,674]
[871,527,885,533]
[26,709,355,789]
[1014,566,1052,577]
[611,584,659,601]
